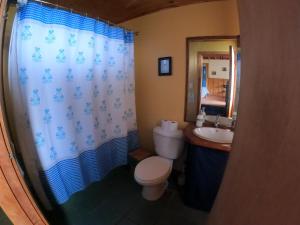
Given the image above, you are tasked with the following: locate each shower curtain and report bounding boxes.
[201,65,209,97]
[8,2,138,206]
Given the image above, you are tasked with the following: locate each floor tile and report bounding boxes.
[86,190,140,225]
[166,191,208,225]
[127,191,172,225]
[46,166,208,225]
[156,211,204,225]
[0,208,12,225]
[117,218,137,225]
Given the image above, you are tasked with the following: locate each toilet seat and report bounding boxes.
[134,156,172,185]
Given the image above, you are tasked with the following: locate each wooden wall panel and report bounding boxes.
[45,0,222,23]
[207,0,300,225]
[0,169,32,225]
[0,125,48,225]
[207,78,227,97]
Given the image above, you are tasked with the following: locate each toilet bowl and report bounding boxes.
[134,121,183,201]
[135,156,172,200]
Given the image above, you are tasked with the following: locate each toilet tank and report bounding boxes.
[153,127,184,160]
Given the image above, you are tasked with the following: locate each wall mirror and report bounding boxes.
[185,36,240,122]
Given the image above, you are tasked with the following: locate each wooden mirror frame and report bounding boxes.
[184,35,240,122]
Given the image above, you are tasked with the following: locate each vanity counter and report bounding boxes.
[183,123,231,152]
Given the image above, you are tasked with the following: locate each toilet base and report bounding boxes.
[142,181,168,201]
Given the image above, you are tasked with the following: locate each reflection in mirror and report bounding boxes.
[185,36,240,123]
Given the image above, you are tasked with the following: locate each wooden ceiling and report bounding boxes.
[45,0,223,23]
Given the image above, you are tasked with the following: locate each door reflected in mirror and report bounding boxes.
[185,36,240,122]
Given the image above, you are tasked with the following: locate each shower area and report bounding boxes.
[2,0,139,212]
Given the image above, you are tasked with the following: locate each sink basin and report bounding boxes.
[193,127,234,144]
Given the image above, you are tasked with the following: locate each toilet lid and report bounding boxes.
[135,156,172,185]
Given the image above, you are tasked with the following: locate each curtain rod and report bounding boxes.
[18,0,139,35]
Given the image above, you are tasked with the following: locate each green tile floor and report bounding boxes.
[47,166,208,225]
[0,207,13,225]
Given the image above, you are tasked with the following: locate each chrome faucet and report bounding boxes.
[215,115,220,128]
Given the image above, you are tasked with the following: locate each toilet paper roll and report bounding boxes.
[161,120,170,131]
[168,121,178,131]
[161,120,178,131]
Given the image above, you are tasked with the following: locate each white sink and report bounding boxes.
[193,127,234,144]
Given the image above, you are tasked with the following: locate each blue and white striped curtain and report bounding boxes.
[201,65,209,97]
[8,2,138,205]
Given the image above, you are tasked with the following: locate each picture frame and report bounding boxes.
[158,57,172,76]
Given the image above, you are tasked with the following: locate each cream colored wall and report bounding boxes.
[122,0,240,152]
[204,59,230,79]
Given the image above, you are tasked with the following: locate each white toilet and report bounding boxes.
[134,121,184,201]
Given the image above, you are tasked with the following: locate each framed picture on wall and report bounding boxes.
[158,57,172,76]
